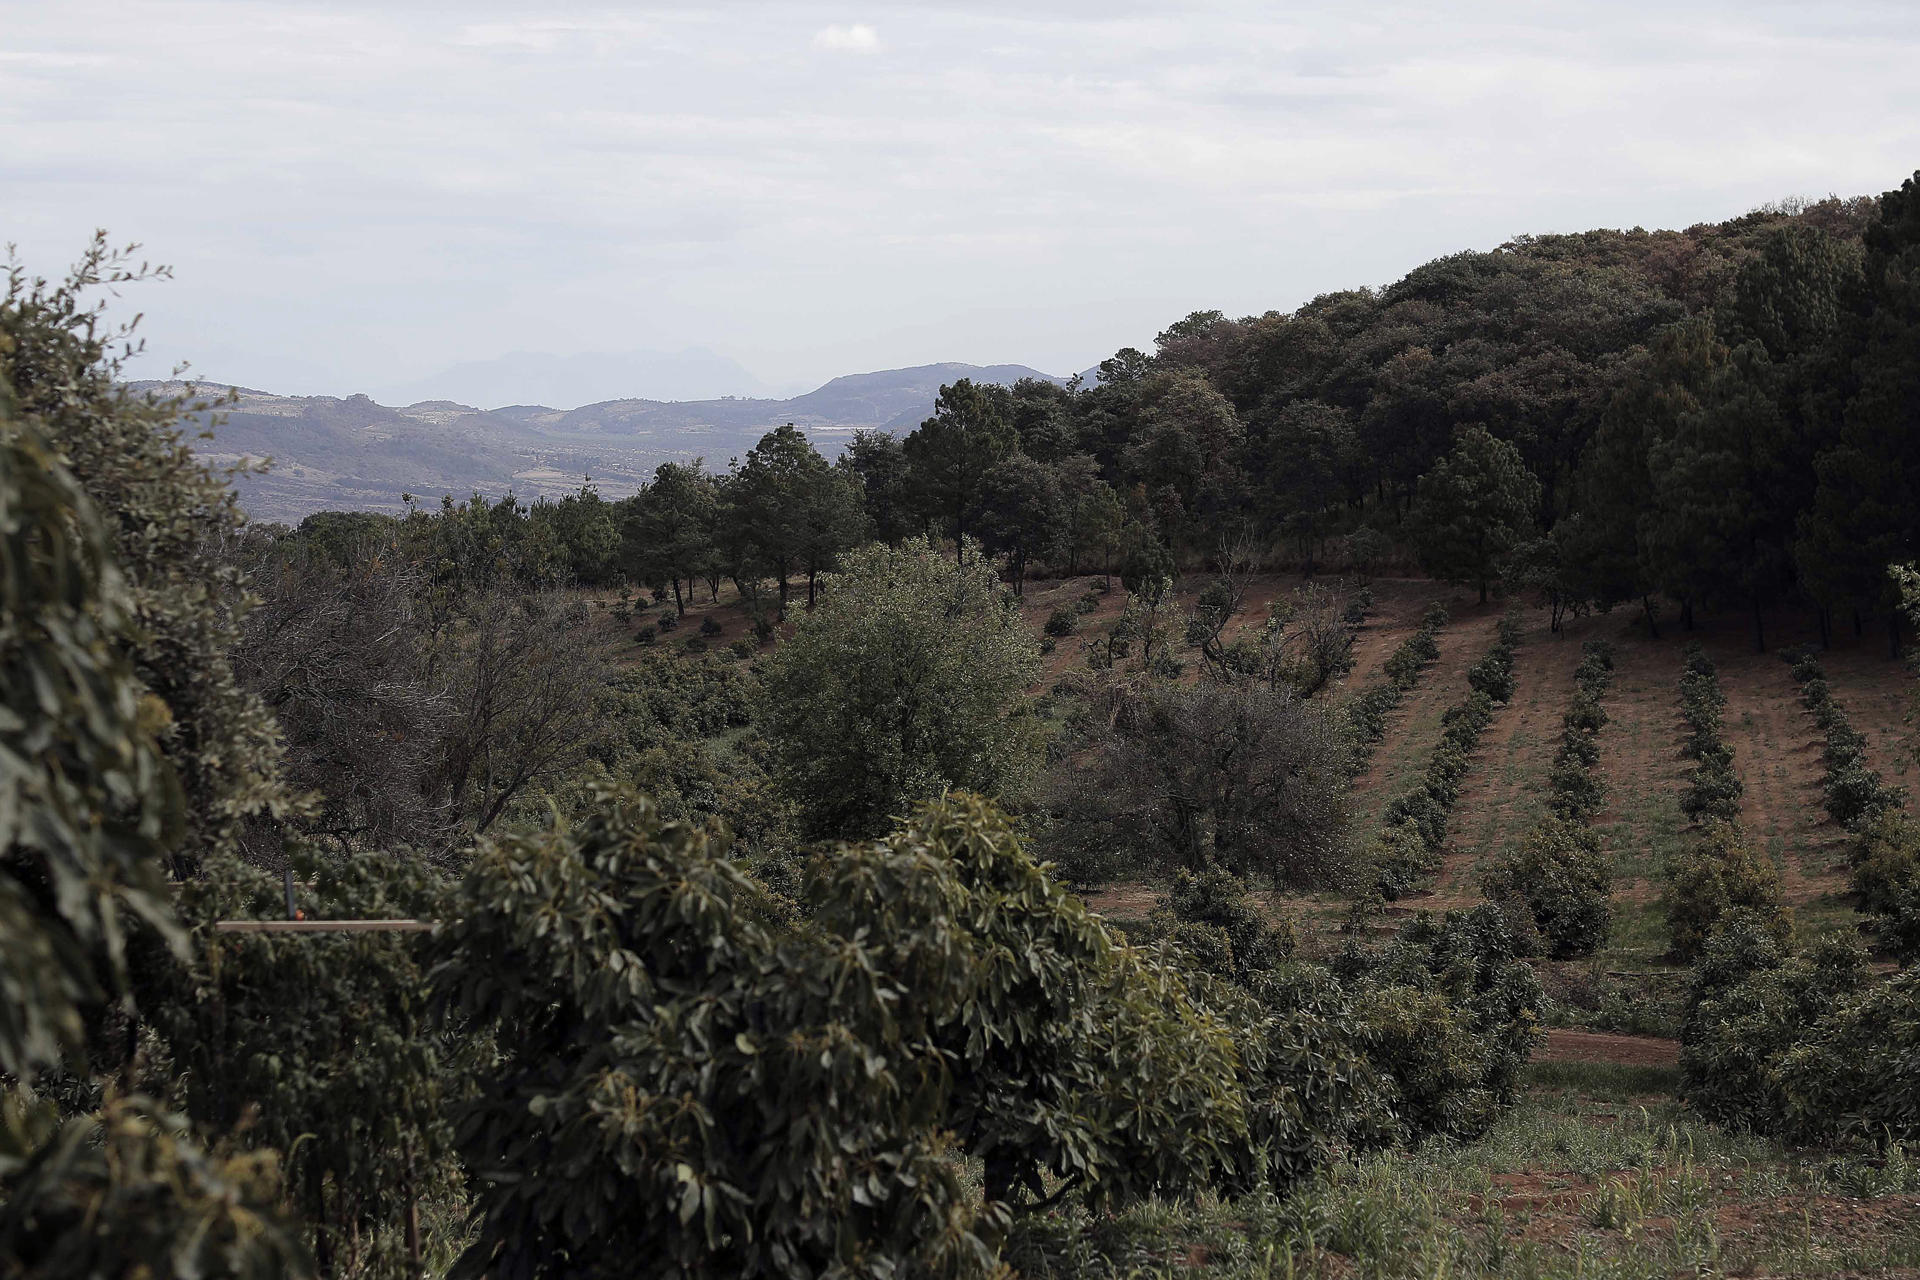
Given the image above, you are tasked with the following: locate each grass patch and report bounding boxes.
[1524,1060,1677,1099]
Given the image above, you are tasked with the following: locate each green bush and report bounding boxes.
[1826,758,1905,830]
[1664,820,1791,962]
[1335,905,1545,1141]
[436,790,998,1278]
[1563,691,1608,737]
[1044,606,1078,637]
[1371,818,1441,899]
[1679,913,1865,1133]
[1772,968,1920,1144]
[1073,591,1100,615]
[1479,817,1612,959]
[682,635,709,653]
[1220,964,1397,1188]
[1851,811,1920,960]
[699,614,723,636]
[635,624,657,645]
[1681,758,1745,823]
[1466,647,1516,702]
[1153,868,1296,986]
[656,609,678,631]
[729,637,755,659]
[438,789,1262,1275]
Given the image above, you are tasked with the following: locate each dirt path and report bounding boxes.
[1332,578,1445,698]
[1433,616,1590,900]
[1350,597,1502,818]
[1702,636,1841,903]
[1586,624,1691,903]
[1537,1028,1679,1067]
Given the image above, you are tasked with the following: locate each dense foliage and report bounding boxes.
[0,384,305,1275]
[1681,913,1920,1147]
[758,536,1041,838]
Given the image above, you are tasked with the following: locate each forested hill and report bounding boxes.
[137,359,1066,522]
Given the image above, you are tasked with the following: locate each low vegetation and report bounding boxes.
[1370,610,1523,898]
[1480,640,1616,958]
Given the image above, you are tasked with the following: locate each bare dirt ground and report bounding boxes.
[1350,593,1503,820]
[1537,1029,1680,1067]
[1432,614,1591,901]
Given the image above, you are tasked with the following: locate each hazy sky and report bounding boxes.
[6,0,1919,401]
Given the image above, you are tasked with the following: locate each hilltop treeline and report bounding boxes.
[289,176,1917,655]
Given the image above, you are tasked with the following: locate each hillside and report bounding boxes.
[1070,581,1918,993]
[136,360,1065,523]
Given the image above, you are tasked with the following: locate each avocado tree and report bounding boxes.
[0,390,305,1277]
[758,536,1041,838]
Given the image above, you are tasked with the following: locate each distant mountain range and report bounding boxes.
[139,361,1068,524]
[370,347,783,409]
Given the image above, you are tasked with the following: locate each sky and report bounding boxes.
[5,0,1919,405]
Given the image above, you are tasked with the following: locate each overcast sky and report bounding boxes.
[5,1,1919,403]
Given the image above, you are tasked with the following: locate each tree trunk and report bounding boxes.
[670,577,684,615]
[1681,598,1695,631]
[1818,607,1832,650]
[1751,597,1766,654]
[807,569,819,608]
[1891,610,1903,660]
[1642,595,1661,640]
[1478,579,1489,606]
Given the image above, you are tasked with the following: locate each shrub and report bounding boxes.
[1044,607,1078,637]
[729,637,755,659]
[1851,811,1920,959]
[1073,591,1100,615]
[656,609,679,630]
[1563,692,1608,737]
[1825,757,1905,830]
[811,795,1256,1211]
[1221,963,1396,1188]
[699,614,723,636]
[1466,648,1516,701]
[1154,868,1296,986]
[1771,968,1920,1144]
[1679,914,1866,1133]
[1547,759,1606,821]
[1681,758,1744,823]
[683,635,709,654]
[1371,818,1440,899]
[1665,821,1791,962]
[635,624,656,646]
[435,790,999,1277]
[1336,905,1545,1141]
[1479,817,1611,958]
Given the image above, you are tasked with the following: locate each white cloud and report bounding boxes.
[811,22,880,52]
[4,1,1918,393]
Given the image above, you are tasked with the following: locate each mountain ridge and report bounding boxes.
[136,360,1068,523]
